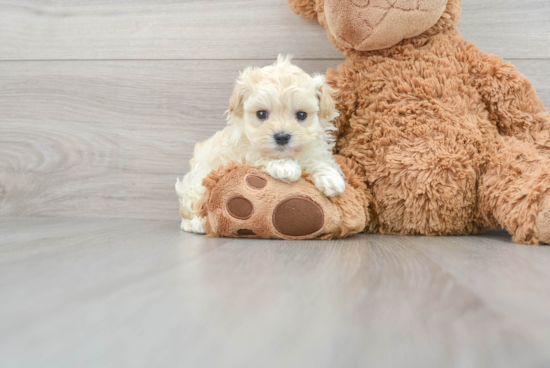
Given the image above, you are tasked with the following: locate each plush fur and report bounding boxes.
[197,156,371,240]
[286,0,550,244]
[176,56,346,234]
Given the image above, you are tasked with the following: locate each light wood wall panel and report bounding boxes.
[1,0,549,60]
[1,59,549,221]
[0,59,342,220]
[0,0,342,60]
[1,0,550,221]
[459,0,550,59]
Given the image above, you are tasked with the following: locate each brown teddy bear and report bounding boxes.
[192,0,550,244]
[283,0,550,245]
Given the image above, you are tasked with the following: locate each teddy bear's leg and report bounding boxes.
[204,167,336,239]
[363,137,481,236]
[200,161,369,240]
[478,137,550,245]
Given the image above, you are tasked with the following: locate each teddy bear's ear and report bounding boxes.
[287,0,319,20]
[314,75,336,120]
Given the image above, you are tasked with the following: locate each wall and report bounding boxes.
[1,0,549,220]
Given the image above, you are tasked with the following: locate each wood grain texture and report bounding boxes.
[0,59,342,220]
[1,59,549,221]
[459,0,550,59]
[1,0,549,60]
[1,217,550,368]
[0,0,342,60]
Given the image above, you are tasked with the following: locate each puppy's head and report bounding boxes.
[227,55,336,159]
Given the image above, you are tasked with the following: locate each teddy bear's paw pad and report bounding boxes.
[273,196,324,237]
[246,175,267,189]
[237,229,257,236]
[227,195,254,220]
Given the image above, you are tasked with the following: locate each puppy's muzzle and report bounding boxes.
[274,132,292,146]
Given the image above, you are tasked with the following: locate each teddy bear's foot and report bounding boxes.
[221,177,327,239]
[536,194,550,245]
[251,195,325,237]
[197,160,370,239]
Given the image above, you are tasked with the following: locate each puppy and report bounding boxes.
[176,55,346,234]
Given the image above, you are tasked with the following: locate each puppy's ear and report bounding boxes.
[314,75,336,120]
[229,67,258,118]
[229,79,246,118]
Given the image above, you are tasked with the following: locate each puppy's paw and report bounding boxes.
[181,217,207,234]
[265,159,302,183]
[312,168,346,197]
[175,175,202,219]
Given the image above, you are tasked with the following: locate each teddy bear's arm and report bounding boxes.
[473,52,550,153]
[325,66,358,154]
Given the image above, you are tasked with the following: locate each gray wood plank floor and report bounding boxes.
[2,217,550,368]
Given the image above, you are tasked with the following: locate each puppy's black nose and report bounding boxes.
[274,133,291,146]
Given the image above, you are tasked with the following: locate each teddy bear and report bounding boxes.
[282,0,550,245]
[191,0,550,244]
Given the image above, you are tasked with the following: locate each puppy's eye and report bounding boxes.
[256,111,268,120]
[296,111,308,121]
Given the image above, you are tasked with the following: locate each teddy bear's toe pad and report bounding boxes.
[246,175,267,189]
[237,229,257,236]
[273,196,324,236]
[227,195,254,220]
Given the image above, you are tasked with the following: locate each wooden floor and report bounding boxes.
[1,217,550,368]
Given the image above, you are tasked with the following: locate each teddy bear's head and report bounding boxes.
[288,0,462,52]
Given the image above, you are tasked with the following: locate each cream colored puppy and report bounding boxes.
[175,55,346,234]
